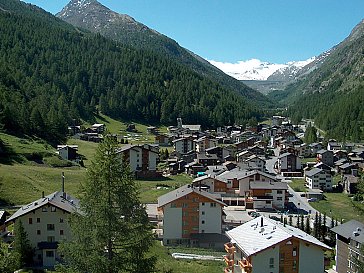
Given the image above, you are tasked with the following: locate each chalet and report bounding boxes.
[205,146,223,161]
[146,126,158,134]
[173,137,196,155]
[56,145,78,161]
[339,163,358,175]
[343,174,359,194]
[67,125,81,135]
[154,134,171,146]
[331,220,364,273]
[5,191,80,268]
[272,115,286,126]
[316,149,334,167]
[244,155,266,172]
[225,216,330,273]
[247,181,287,210]
[294,143,311,158]
[116,144,159,178]
[196,153,219,166]
[91,123,105,134]
[276,153,302,174]
[247,145,265,156]
[194,136,217,153]
[334,150,348,161]
[313,162,332,174]
[309,142,324,156]
[305,168,332,191]
[327,141,341,151]
[236,150,254,162]
[157,185,226,247]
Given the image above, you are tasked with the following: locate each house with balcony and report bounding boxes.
[116,144,159,178]
[173,137,196,155]
[305,168,333,191]
[224,216,330,273]
[5,191,79,268]
[331,220,364,273]
[276,152,302,176]
[247,181,287,210]
[157,184,226,247]
[317,149,334,167]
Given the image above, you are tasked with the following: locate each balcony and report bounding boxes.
[224,255,234,267]
[224,242,236,254]
[239,259,252,272]
[224,267,233,273]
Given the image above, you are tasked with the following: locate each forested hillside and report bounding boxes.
[0,0,264,143]
[275,19,364,141]
[57,0,269,106]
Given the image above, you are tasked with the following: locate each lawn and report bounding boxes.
[310,192,364,223]
[301,157,317,164]
[289,178,307,192]
[151,241,225,273]
[66,138,98,167]
[0,163,86,205]
[138,174,193,203]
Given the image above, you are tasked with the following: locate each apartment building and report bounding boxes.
[224,216,330,273]
[305,168,333,191]
[5,191,79,268]
[157,184,226,247]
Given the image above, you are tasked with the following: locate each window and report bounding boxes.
[280,253,285,261]
[47,236,55,242]
[46,251,54,258]
[269,257,274,268]
[47,224,55,231]
[42,207,47,212]
[60,218,64,223]
[202,211,205,215]
[60,230,64,235]
[51,206,56,212]
[182,203,188,208]
[201,202,205,206]
[277,190,283,194]
[293,260,297,270]
[28,218,33,225]
[293,247,297,257]
[37,230,41,235]
[171,203,177,208]
[277,197,283,201]
[183,211,188,217]
[36,218,40,223]
[201,230,205,233]
[202,220,205,224]
[210,203,216,207]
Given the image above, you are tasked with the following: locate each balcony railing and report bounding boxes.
[239,259,252,271]
[224,255,234,267]
[224,242,236,254]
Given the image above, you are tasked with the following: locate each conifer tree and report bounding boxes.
[305,216,311,235]
[296,215,300,229]
[59,135,155,273]
[314,212,319,238]
[300,215,305,231]
[13,220,33,268]
[289,215,293,226]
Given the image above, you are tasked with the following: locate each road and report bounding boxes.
[265,147,333,228]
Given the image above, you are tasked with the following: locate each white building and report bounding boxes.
[172,137,196,154]
[224,216,330,273]
[6,191,79,268]
[116,144,159,178]
[305,168,333,191]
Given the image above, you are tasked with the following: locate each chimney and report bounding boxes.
[261,217,264,227]
[62,172,66,198]
[42,191,44,198]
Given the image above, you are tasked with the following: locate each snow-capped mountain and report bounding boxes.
[209,58,315,81]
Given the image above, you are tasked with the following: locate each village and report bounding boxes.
[2,115,364,273]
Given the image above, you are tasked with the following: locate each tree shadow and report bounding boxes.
[0,140,25,165]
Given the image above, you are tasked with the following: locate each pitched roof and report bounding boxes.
[215,169,277,183]
[157,184,226,208]
[305,168,324,177]
[278,152,294,159]
[6,191,80,223]
[331,220,364,244]
[227,216,330,257]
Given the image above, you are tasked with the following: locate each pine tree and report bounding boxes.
[59,135,155,273]
[289,215,293,226]
[314,212,319,238]
[13,220,33,268]
[318,213,322,240]
[322,213,327,240]
[296,215,300,229]
[305,216,311,235]
[300,215,305,231]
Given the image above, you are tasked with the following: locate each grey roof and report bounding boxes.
[6,191,80,223]
[197,153,218,160]
[335,159,348,166]
[339,163,357,169]
[278,152,293,159]
[157,184,226,208]
[331,220,364,244]
[249,181,287,190]
[216,169,277,184]
[227,216,330,257]
[182,124,201,131]
[305,168,324,177]
[317,149,330,154]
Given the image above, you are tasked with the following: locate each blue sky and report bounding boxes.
[24,0,364,64]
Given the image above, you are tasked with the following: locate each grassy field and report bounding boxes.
[289,178,307,192]
[138,174,193,203]
[151,242,225,273]
[301,157,317,164]
[310,193,364,223]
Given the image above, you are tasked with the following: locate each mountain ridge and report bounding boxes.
[56,0,271,106]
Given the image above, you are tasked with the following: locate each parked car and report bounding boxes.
[307,198,317,202]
